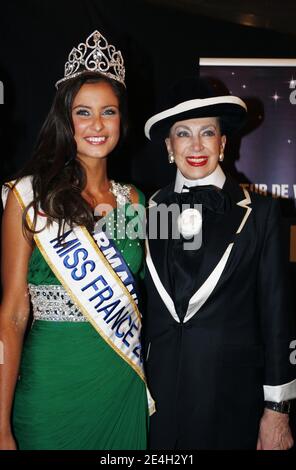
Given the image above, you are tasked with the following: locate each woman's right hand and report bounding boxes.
[0,431,17,450]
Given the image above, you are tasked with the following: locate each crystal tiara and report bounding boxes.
[55,30,126,89]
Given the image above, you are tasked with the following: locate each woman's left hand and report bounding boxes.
[257,408,294,450]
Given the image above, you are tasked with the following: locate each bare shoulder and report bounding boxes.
[3,186,23,216]
[129,185,139,204]
[129,185,146,207]
[2,188,33,244]
[1,189,33,291]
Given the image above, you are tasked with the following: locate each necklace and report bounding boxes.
[83,180,131,209]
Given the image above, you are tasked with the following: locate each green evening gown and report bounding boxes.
[12,188,148,450]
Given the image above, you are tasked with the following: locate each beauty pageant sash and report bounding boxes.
[4,177,155,415]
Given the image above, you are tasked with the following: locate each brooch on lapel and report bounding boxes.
[177,208,202,239]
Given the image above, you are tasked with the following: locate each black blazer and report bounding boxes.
[144,177,296,449]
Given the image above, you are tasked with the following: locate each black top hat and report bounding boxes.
[144,76,247,140]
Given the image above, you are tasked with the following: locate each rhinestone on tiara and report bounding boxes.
[55,30,126,89]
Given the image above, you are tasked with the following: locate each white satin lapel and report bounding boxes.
[147,189,160,209]
[183,243,234,323]
[146,186,252,324]
[183,189,252,323]
[145,238,180,323]
[236,188,252,234]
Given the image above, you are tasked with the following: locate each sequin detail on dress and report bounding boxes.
[29,284,88,322]
[109,180,131,206]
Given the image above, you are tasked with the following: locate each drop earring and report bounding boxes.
[219,152,224,162]
[168,152,175,164]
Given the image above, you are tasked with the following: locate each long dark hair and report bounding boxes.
[15,72,128,236]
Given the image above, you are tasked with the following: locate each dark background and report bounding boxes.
[0,0,295,448]
[1,0,296,192]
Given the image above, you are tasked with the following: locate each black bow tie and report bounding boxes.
[174,184,231,214]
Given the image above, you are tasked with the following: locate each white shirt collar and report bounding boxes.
[174,164,226,193]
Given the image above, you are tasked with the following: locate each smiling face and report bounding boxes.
[165,117,226,180]
[72,81,121,163]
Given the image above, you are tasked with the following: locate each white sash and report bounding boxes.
[4,177,155,415]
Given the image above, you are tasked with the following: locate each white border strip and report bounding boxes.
[184,243,234,323]
[199,58,296,67]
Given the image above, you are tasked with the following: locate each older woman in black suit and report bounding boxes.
[143,76,296,450]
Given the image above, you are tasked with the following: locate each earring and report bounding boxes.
[219,152,224,162]
[168,152,175,164]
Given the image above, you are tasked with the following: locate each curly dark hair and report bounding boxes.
[14,72,128,236]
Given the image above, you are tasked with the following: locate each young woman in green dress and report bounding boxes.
[0,30,150,450]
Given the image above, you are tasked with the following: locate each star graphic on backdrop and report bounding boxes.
[289,77,296,89]
[271,92,280,102]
